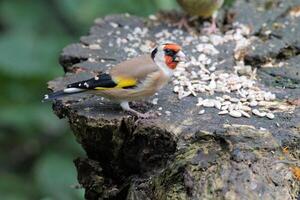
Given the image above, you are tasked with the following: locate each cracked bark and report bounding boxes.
[47,0,300,199]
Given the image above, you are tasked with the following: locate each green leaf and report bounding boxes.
[0,173,36,200]
[34,153,84,200]
[0,104,68,136]
[0,32,67,78]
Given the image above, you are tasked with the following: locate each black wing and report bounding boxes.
[67,73,117,89]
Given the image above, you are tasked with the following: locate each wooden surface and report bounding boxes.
[48,0,300,199]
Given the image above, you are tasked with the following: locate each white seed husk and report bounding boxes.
[214,101,222,110]
[230,98,240,103]
[221,105,229,110]
[240,110,251,118]
[252,109,266,117]
[218,110,229,115]
[266,113,275,119]
[229,110,242,118]
[249,101,258,107]
[203,99,215,107]
[199,109,206,115]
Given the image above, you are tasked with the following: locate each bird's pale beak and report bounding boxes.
[175,51,188,62]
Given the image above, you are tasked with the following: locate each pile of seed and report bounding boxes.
[171,24,276,119]
[91,15,277,119]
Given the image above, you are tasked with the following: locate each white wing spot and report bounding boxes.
[84,82,89,88]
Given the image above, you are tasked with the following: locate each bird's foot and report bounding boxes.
[202,25,218,34]
[174,17,188,29]
[123,109,159,125]
[124,109,158,119]
[174,17,195,33]
[121,101,158,123]
[123,106,158,118]
[202,18,218,34]
[136,111,159,119]
[133,111,159,125]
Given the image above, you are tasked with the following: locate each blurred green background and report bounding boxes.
[0,0,233,199]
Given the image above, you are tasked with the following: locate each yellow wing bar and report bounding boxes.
[95,76,137,90]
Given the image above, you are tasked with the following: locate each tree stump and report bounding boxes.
[47,0,300,199]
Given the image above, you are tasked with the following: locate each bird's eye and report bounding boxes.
[164,49,176,56]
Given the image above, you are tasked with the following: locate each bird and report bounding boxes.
[44,43,187,118]
[176,0,224,33]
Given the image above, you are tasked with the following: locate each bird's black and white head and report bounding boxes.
[151,43,187,76]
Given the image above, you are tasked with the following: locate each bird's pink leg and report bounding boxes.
[174,16,194,32]
[120,101,157,119]
[202,12,218,34]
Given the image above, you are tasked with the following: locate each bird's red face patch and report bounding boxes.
[164,55,177,69]
[163,43,182,69]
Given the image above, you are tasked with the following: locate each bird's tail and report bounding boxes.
[43,88,85,101]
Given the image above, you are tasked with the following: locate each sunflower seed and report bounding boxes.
[173,86,180,93]
[241,105,251,111]
[218,110,229,115]
[266,113,275,119]
[196,98,203,106]
[252,109,266,117]
[198,109,205,115]
[203,99,215,107]
[222,101,232,106]
[240,110,251,118]
[230,98,240,103]
[214,101,222,110]
[223,95,231,100]
[215,96,224,102]
[249,101,258,107]
[229,110,242,118]
[221,105,229,110]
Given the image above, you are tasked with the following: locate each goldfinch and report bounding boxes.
[176,0,224,33]
[44,43,186,118]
